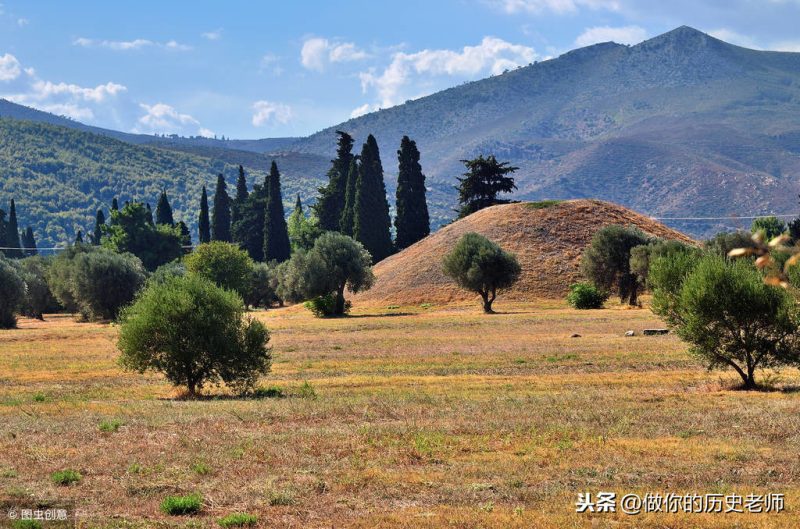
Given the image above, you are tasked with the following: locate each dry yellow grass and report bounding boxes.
[1,301,799,528]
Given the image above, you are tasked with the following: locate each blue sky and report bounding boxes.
[1,0,800,139]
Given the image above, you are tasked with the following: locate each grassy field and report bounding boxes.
[1,300,799,528]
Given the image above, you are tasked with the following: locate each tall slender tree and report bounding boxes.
[156,191,174,226]
[177,221,192,249]
[110,197,119,226]
[198,186,211,243]
[263,161,291,262]
[339,157,359,236]
[0,208,7,256]
[394,136,430,250]
[5,199,22,258]
[74,230,84,244]
[92,209,106,245]
[22,227,37,256]
[314,130,354,231]
[145,203,155,226]
[212,174,232,242]
[231,165,249,235]
[233,177,267,261]
[353,135,393,262]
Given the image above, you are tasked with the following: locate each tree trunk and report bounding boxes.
[334,283,346,315]
[480,290,495,314]
[628,282,639,306]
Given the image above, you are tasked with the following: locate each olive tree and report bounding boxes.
[650,254,800,389]
[0,257,25,328]
[442,232,521,313]
[16,256,59,320]
[184,241,254,298]
[581,225,649,305]
[244,262,281,309]
[118,274,271,397]
[277,232,374,316]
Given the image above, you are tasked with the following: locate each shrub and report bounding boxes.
[751,216,786,240]
[46,244,95,313]
[70,250,146,320]
[304,294,351,317]
[442,232,521,313]
[244,262,280,309]
[218,513,258,527]
[566,283,608,309]
[148,261,186,286]
[704,231,758,258]
[296,380,317,399]
[160,493,202,515]
[629,239,700,289]
[16,256,59,320]
[118,274,271,397]
[0,257,25,328]
[651,254,800,389]
[581,225,649,305]
[279,232,374,316]
[51,469,81,486]
[184,241,254,298]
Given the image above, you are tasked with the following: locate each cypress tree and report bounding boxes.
[145,203,155,226]
[314,130,354,231]
[155,191,174,226]
[211,174,232,242]
[394,136,430,250]
[75,230,84,244]
[263,161,291,262]
[110,198,119,226]
[6,199,22,258]
[294,194,302,213]
[231,165,249,233]
[92,209,105,245]
[23,227,37,256]
[353,135,393,263]
[233,177,267,261]
[339,156,359,236]
[0,208,6,256]
[198,186,211,243]
[177,221,192,248]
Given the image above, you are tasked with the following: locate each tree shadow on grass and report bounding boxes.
[345,312,414,318]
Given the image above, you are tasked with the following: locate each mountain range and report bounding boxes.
[2,25,800,247]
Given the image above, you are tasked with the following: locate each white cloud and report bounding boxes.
[350,103,373,118]
[201,29,222,41]
[252,100,293,126]
[772,40,800,52]
[300,37,369,71]
[359,37,536,108]
[30,80,126,102]
[708,28,761,49]
[489,0,620,14]
[0,54,127,121]
[198,127,215,138]
[17,18,28,27]
[574,25,647,47]
[73,37,191,51]
[0,53,21,81]
[135,102,203,135]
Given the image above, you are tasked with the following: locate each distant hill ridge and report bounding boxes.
[3,26,800,241]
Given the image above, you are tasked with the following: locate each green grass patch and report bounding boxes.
[252,385,284,399]
[160,493,202,515]
[296,381,317,400]
[32,393,46,403]
[98,418,123,433]
[526,200,563,210]
[268,489,295,506]
[217,513,258,527]
[12,520,43,529]
[191,461,211,475]
[51,469,81,486]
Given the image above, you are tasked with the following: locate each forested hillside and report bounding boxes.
[0,119,324,247]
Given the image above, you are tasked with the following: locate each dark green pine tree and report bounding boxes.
[354,135,394,263]
[198,186,211,243]
[92,209,105,245]
[145,203,155,226]
[22,227,37,256]
[110,197,119,226]
[263,161,291,262]
[231,165,249,231]
[314,130,354,231]
[74,230,84,244]
[155,191,174,226]
[211,174,232,242]
[339,156,359,236]
[5,199,22,258]
[294,194,302,213]
[394,136,430,250]
[233,177,267,261]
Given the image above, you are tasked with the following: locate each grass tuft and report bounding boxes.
[296,381,317,400]
[51,469,81,486]
[217,513,258,527]
[526,200,563,209]
[98,418,123,433]
[160,493,202,515]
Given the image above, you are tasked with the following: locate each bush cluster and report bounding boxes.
[566,283,607,309]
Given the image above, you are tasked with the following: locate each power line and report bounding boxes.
[652,214,797,221]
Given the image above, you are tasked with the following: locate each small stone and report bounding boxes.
[624,330,635,337]
[570,333,581,338]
